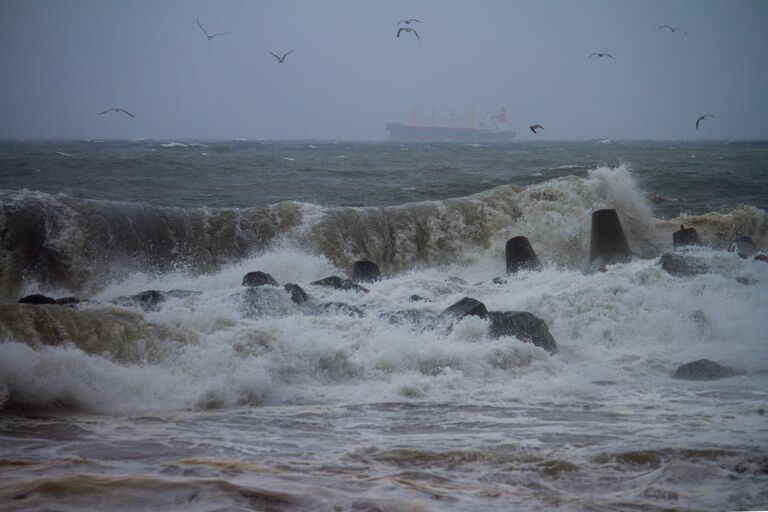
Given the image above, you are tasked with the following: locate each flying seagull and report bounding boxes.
[530,124,544,134]
[196,19,230,41]
[589,52,615,59]
[269,50,294,63]
[397,27,420,40]
[98,108,135,118]
[696,114,714,130]
[399,19,422,25]
[659,25,688,35]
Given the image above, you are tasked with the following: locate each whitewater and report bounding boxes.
[1,140,767,511]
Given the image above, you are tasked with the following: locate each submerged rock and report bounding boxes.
[754,254,768,262]
[672,359,739,381]
[242,271,279,287]
[284,283,309,304]
[55,296,81,306]
[729,236,760,259]
[18,294,57,305]
[439,297,488,320]
[659,253,708,277]
[112,290,167,312]
[352,259,381,283]
[311,276,369,293]
[381,309,438,330]
[241,287,294,318]
[318,302,366,318]
[166,290,202,299]
[409,294,429,302]
[487,311,558,354]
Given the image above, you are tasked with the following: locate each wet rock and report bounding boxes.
[492,277,507,285]
[242,271,279,287]
[447,277,467,285]
[659,253,708,277]
[672,359,739,381]
[755,254,768,262]
[439,297,488,320]
[18,294,57,305]
[284,283,309,304]
[351,259,381,283]
[506,236,543,274]
[673,225,702,248]
[728,236,760,259]
[318,302,365,318]
[409,294,429,302]
[311,276,369,293]
[487,311,558,354]
[112,290,167,312]
[736,277,758,286]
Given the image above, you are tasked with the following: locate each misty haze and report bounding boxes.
[1,2,767,511]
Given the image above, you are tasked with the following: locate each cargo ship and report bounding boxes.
[386,105,516,142]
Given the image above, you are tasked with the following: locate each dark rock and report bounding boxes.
[492,277,507,285]
[659,253,708,277]
[729,236,760,259]
[736,277,758,286]
[439,297,488,320]
[673,225,702,248]
[672,359,739,381]
[589,209,632,271]
[318,302,366,318]
[242,271,279,287]
[311,276,369,293]
[506,236,543,274]
[18,294,57,305]
[487,311,558,354]
[284,283,309,304]
[352,259,381,283]
[55,296,81,306]
[409,294,429,302]
[755,254,768,262]
[113,290,167,312]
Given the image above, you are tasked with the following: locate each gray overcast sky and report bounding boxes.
[0,0,766,140]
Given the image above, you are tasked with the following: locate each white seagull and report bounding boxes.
[696,114,714,130]
[589,52,615,59]
[397,27,420,40]
[196,19,230,41]
[659,25,688,35]
[269,50,294,63]
[98,108,135,118]
[399,19,422,25]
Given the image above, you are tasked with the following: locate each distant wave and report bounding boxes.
[1,166,766,299]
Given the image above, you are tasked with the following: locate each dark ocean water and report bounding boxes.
[1,140,767,511]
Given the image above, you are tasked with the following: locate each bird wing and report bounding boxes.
[606,53,615,59]
[269,52,281,61]
[398,20,407,24]
[589,53,598,58]
[397,28,404,37]
[119,109,136,118]
[659,25,672,30]
[282,50,295,59]
[210,31,231,38]
[530,126,536,133]
[413,29,420,40]
[98,109,111,115]
[196,19,211,38]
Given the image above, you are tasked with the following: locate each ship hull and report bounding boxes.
[385,122,516,142]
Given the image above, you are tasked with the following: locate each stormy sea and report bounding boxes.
[1,139,767,511]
